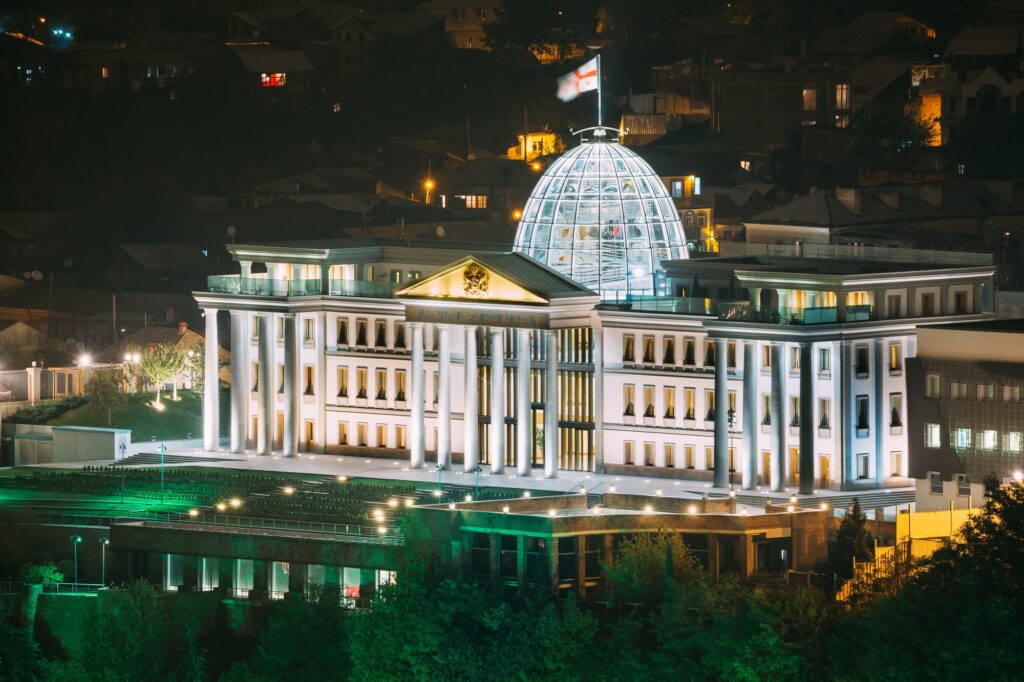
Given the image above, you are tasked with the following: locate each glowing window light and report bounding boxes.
[260,72,287,87]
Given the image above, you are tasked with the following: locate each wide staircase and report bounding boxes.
[115,452,243,466]
[713,488,915,511]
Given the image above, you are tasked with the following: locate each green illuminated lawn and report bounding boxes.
[46,389,229,441]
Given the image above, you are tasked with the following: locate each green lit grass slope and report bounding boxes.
[47,389,228,441]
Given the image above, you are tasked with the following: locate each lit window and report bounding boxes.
[622,334,635,362]
[332,102,341,113]
[304,367,314,395]
[761,394,771,425]
[643,385,655,418]
[818,398,830,429]
[101,66,110,79]
[890,393,903,427]
[981,430,997,450]
[818,347,830,373]
[925,423,941,448]
[951,382,968,399]
[789,397,800,427]
[835,83,849,110]
[664,386,676,419]
[889,344,902,372]
[623,385,635,417]
[356,367,368,399]
[978,384,995,401]
[1008,432,1023,452]
[955,427,971,449]
[375,368,387,400]
[802,87,817,111]
[683,388,695,420]
[623,441,635,465]
[670,180,683,198]
[395,370,406,401]
[456,194,488,209]
[739,160,751,171]
[925,374,940,398]
[1006,386,1021,402]
[260,72,287,87]
[304,318,314,342]
[857,453,869,479]
[337,367,348,398]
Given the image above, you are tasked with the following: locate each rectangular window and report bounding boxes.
[338,422,348,445]
[954,290,968,314]
[704,340,716,367]
[890,393,903,427]
[857,453,869,479]
[952,382,968,399]
[664,386,676,419]
[762,344,772,370]
[375,368,387,400]
[663,338,676,364]
[887,296,902,318]
[395,425,407,448]
[1006,386,1021,402]
[394,324,406,349]
[705,446,714,470]
[260,72,287,87]
[790,346,800,372]
[925,423,941,448]
[818,347,830,373]
[929,471,942,494]
[622,334,635,362]
[670,179,683,198]
[642,335,655,363]
[374,321,387,348]
[337,367,348,397]
[356,367,368,399]
[925,374,940,398]
[683,388,695,420]
[979,384,995,401]
[682,338,695,365]
[704,389,715,421]
[956,427,971,449]
[835,83,849,110]
[921,293,936,316]
[305,420,315,446]
[304,318,314,343]
[376,424,387,448]
[802,86,817,111]
[337,319,348,346]
[357,422,367,446]
[664,443,675,468]
[643,385,656,418]
[278,364,284,394]
[889,344,902,372]
[623,441,635,465]
[685,444,695,468]
[644,442,655,466]
[855,345,869,377]
[818,398,830,429]
[789,396,800,427]
[395,370,406,401]
[623,385,635,417]
[761,394,772,425]
[355,319,367,346]
[856,396,870,431]
[957,474,971,496]
[304,366,314,395]
[101,66,110,79]
[727,341,737,369]
[1008,432,1023,452]
[981,429,997,450]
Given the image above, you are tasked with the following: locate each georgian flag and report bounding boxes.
[557,57,598,102]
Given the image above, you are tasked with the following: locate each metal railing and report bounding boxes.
[0,581,103,594]
[717,302,875,325]
[329,279,401,298]
[137,510,404,545]
[207,275,400,299]
[718,241,993,266]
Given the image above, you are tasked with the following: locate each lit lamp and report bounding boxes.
[423,179,435,205]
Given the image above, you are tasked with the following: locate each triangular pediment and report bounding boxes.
[396,256,548,305]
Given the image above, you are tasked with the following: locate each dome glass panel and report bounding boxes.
[513,140,688,297]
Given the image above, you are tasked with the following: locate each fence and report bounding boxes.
[0,368,28,402]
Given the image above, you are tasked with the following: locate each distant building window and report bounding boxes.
[889,343,902,372]
[835,83,849,110]
[818,347,830,373]
[1006,386,1021,402]
[101,66,110,79]
[857,453,869,479]
[855,345,869,377]
[260,72,287,87]
[957,474,971,496]
[332,102,341,113]
[955,427,971,449]
[480,9,489,20]
[890,393,903,427]
[1008,432,1023,452]
[979,384,995,401]
[925,374,940,397]
[802,87,817,111]
[925,423,941,448]
[456,194,487,209]
[856,396,870,432]
[670,180,683,197]
[981,430,997,450]
[951,382,968,399]
[739,160,751,171]
[929,471,942,494]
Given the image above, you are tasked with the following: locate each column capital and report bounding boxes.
[279,311,296,319]
[409,321,424,329]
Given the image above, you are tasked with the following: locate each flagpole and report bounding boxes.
[596,53,602,127]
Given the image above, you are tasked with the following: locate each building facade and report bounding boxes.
[195,140,996,492]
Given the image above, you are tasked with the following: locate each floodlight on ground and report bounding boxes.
[523,491,530,498]
[337,475,347,483]
[592,506,601,515]
[373,510,384,521]
[740,508,749,515]
[404,498,414,507]
[655,488,663,496]
[464,494,472,502]
[229,498,241,508]
[431,490,442,498]
[283,486,295,495]
[188,509,199,517]
[502,505,510,513]
[448,503,456,510]
[1015,470,1024,483]
[608,485,616,493]
[547,509,557,517]
[216,503,226,512]
[377,526,387,535]
[386,499,398,508]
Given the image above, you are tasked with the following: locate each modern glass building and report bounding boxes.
[512,138,688,298]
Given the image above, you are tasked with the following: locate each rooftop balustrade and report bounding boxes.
[207,275,400,299]
[717,302,875,325]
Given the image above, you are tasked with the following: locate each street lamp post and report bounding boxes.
[100,538,109,585]
[71,535,82,584]
[434,463,443,495]
[118,442,127,503]
[727,408,736,484]
[160,443,166,503]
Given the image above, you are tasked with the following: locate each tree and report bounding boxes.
[86,368,127,426]
[84,580,168,681]
[0,599,50,682]
[600,531,703,605]
[140,343,186,408]
[849,99,934,174]
[484,0,596,63]
[831,498,874,580]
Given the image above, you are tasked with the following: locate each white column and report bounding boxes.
[257,314,274,456]
[516,328,532,477]
[463,326,478,472]
[229,311,247,453]
[592,329,604,473]
[489,328,506,474]
[282,314,298,457]
[544,329,558,479]
[315,312,327,453]
[203,308,219,451]
[437,324,452,469]
[741,340,758,489]
[713,337,729,487]
[770,342,785,492]
[409,322,425,468]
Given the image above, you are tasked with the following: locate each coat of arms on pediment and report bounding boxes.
[463,264,489,297]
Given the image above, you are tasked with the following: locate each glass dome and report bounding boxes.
[513,139,688,298]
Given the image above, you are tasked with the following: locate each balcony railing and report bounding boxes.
[602,295,745,316]
[718,302,875,325]
[207,275,400,299]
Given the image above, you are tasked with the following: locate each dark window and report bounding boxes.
[856,396,870,430]
[855,346,869,376]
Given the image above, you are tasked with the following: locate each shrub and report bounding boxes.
[20,561,64,584]
[7,396,88,424]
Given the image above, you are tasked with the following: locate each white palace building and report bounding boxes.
[194,133,996,493]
